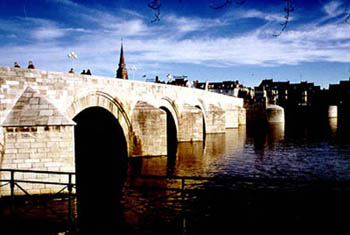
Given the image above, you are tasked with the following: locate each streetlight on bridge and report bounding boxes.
[67,52,78,70]
[130,65,136,80]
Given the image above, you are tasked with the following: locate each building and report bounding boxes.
[255,79,320,107]
[329,79,350,105]
[116,42,128,80]
[288,81,320,107]
[168,75,191,87]
[195,80,253,100]
[255,79,289,106]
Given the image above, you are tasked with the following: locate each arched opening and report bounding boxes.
[195,105,206,141]
[73,106,128,232]
[160,106,178,157]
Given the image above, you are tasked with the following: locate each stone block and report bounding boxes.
[225,108,239,129]
[130,101,167,156]
[238,107,246,125]
[206,104,226,134]
[178,105,203,142]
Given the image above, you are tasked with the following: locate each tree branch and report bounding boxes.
[273,0,294,37]
[345,13,350,24]
[209,0,247,10]
[148,0,161,22]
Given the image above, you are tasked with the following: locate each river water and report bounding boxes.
[128,119,350,181]
[3,118,350,234]
[122,118,350,234]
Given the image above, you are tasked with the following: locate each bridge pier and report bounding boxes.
[130,101,167,157]
[177,104,203,142]
[205,104,226,134]
[238,107,246,125]
[225,107,239,128]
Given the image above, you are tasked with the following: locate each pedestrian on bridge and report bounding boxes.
[27,61,35,69]
[14,62,20,68]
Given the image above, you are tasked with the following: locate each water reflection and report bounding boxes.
[12,123,350,234]
[128,129,247,179]
[329,118,338,136]
[122,123,350,234]
[128,121,350,182]
[267,123,285,143]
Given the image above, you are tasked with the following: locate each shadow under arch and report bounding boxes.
[158,97,179,131]
[195,105,207,141]
[73,106,128,233]
[160,106,178,157]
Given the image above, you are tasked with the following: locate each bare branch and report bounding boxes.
[148,0,161,23]
[345,13,350,24]
[235,0,247,6]
[209,0,247,10]
[273,0,294,37]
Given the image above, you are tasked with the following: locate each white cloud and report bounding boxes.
[2,3,350,78]
[4,18,350,76]
[239,9,286,22]
[107,19,149,36]
[164,15,226,34]
[121,9,147,19]
[323,1,343,17]
[31,27,66,40]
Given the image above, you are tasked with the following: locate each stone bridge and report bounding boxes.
[0,66,245,195]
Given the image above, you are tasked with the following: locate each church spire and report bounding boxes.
[119,41,125,65]
[116,40,128,79]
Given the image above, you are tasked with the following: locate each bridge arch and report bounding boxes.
[190,99,207,138]
[67,92,130,229]
[158,97,179,133]
[160,105,178,156]
[72,106,128,230]
[65,91,131,150]
[158,97,179,156]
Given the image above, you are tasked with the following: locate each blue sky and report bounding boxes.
[1,0,350,88]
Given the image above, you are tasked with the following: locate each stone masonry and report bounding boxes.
[0,66,245,195]
[130,101,167,156]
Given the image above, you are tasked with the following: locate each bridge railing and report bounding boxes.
[0,169,76,224]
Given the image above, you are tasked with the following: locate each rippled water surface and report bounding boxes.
[129,119,350,182]
[3,119,350,234]
[122,119,350,234]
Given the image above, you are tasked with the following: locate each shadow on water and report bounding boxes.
[73,107,128,234]
[246,122,285,157]
[4,115,350,234]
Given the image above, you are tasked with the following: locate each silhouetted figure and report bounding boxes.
[68,68,74,73]
[81,70,86,75]
[86,69,91,75]
[14,62,20,68]
[27,61,35,69]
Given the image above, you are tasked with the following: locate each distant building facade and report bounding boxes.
[168,75,191,87]
[195,80,254,100]
[146,75,191,87]
[255,79,321,107]
[329,79,350,105]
